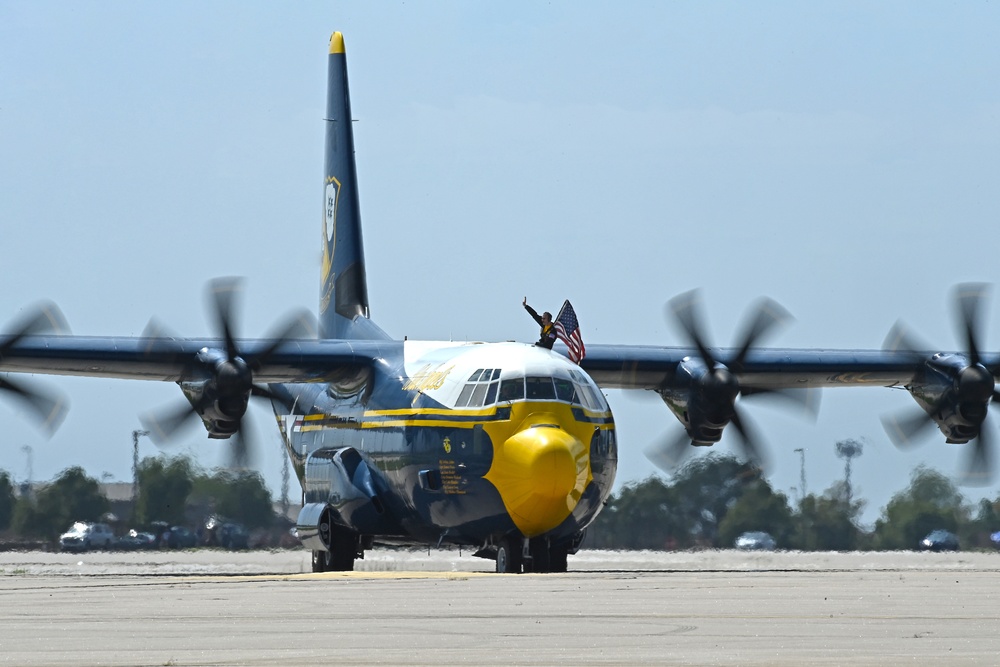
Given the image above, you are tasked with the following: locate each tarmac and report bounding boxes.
[1,549,998,666]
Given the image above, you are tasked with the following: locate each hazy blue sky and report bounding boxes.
[3,3,1000,525]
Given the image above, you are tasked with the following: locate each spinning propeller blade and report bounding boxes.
[140,278,315,469]
[881,283,997,483]
[0,302,71,434]
[646,291,804,473]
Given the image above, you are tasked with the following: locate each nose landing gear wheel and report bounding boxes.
[495,538,522,573]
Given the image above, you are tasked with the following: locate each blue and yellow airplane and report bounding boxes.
[2,32,999,572]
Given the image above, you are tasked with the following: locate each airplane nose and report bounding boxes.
[485,422,589,537]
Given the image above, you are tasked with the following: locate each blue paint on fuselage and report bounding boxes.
[268,342,617,547]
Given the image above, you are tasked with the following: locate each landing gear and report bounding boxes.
[312,513,360,572]
[527,539,550,572]
[495,537,522,573]
[311,549,327,573]
[523,538,569,573]
[548,543,568,573]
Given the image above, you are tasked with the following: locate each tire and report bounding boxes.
[496,538,522,574]
[527,539,551,573]
[311,550,327,573]
[549,544,568,573]
[327,525,358,572]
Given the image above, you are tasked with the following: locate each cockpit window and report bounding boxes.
[498,378,524,402]
[526,376,556,400]
[457,368,501,407]
[554,378,576,403]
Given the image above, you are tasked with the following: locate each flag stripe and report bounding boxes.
[554,300,586,364]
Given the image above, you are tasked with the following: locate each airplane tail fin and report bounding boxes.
[320,32,387,341]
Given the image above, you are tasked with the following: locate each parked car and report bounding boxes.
[166,526,198,549]
[734,531,777,551]
[919,529,959,552]
[118,529,157,550]
[59,522,116,552]
[219,522,249,550]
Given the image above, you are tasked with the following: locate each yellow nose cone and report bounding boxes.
[484,425,589,537]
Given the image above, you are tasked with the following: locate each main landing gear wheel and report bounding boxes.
[495,538,522,573]
[528,539,550,573]
[548,544,568,573]
[311,550,327,573]
[313,515,359,572]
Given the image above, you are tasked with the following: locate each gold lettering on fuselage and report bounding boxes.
[402,364,455,392]
[438,458,465,495]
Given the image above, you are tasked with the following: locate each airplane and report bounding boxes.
[2,31,999,573]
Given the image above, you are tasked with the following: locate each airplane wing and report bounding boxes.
[0,335,397,383]
[580,344,975,390]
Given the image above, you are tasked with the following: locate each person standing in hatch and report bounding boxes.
[523,297,557,350]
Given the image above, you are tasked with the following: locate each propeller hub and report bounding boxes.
[958,364,994,403]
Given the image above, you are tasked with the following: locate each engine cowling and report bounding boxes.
[178,346,253,439]
[904,352,994,444]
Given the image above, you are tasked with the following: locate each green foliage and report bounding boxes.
[587,477,681,549]
[872,466,966,550]
[669,454,761,547]
[135,456,195,527]
[14,467,109,541]
[0,471,15,531]
[962,498,1000,549]
[717,479,795,548]
[589,454,762,549]
[793,482,864,551]
[191,470,273,530]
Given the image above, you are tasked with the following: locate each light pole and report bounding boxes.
[836,438,864,506]
[793,448,806,503]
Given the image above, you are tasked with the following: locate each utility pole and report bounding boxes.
[835,438,864,506]
[793,448,806,503]
[131,429,149,510]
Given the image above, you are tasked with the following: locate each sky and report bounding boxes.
[3,3,1000,526]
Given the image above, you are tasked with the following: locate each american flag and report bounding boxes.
[554,300,586,364]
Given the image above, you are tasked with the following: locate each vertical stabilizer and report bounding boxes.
[320,32,386,340]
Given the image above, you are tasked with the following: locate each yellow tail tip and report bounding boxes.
[329,31,345,55]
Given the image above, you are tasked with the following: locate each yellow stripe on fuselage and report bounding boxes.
[290,400,608,537]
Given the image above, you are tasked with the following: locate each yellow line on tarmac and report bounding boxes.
[172,570,497,583]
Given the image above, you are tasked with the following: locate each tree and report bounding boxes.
[669,454,759,547]
[793,481,864,551]
[962,497,1000,549]
[587,477,683,549]
[717,479,795,548]
[15,467,109,540]
[872,466,966,550]
[587,454,761,550]
[134,456,195,527]
[0,471,15,532]
[191,470,274,530]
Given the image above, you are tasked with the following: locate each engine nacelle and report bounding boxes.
[658,355,740,445]
[907,352,995,444]
[178,347,253,438]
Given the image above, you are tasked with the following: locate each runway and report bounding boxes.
[1,550,999,666]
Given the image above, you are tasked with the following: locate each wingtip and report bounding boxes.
[329,31,345,55]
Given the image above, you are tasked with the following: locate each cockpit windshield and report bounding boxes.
[487,370,608,411]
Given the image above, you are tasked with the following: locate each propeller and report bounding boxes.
[881,283,1000,485]
[0,302,71,434]
[646,290,816,473]
[141,277,316,469]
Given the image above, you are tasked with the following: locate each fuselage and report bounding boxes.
[270,340,617,548]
